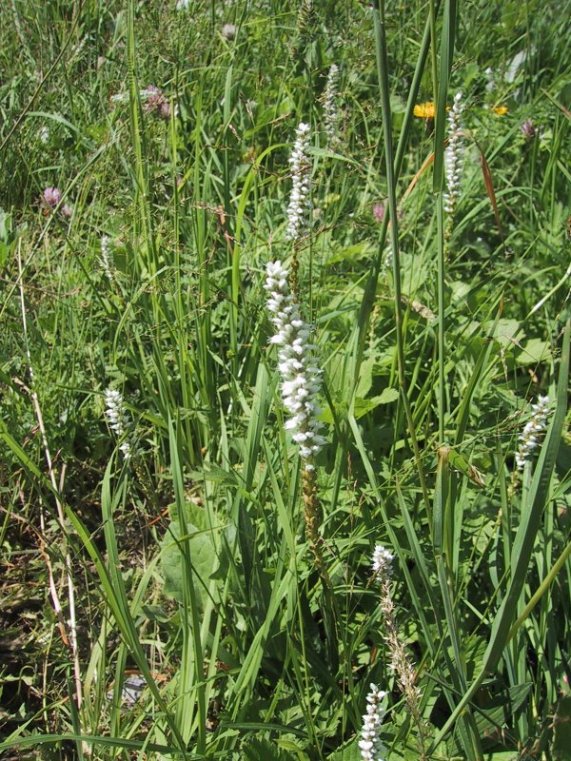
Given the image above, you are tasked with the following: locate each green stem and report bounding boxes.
[371,0,430,510]
[437,199,446,445]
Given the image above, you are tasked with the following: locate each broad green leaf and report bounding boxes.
[353,388,399,419]
[377,387,400,404]
[516,338,552,365]
[327,242,375,265]
[160,501,220,607]
[487,318,522,347]
[328,738,361,761]
[472,683,532,742]
[240,737,299,761]
[355,356,375,398]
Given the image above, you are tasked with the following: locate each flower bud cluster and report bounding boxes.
[372,544,394,579]
[444,92,464,215]
[221,23,237,40]
[515,394,551,470]
[99,236,115,281]
[104,388,132,460]
[370,544,427,756]
[359,683,387,761]
[111,86,172,120]
[265,260,325,467]
[41,187,72,219]
[323,64,340,147]
[521,118,536,140]
[285,122,311,241]
[142,85,171,121]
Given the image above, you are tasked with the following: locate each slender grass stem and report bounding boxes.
[371,0,430,510]
[356,5,438,367]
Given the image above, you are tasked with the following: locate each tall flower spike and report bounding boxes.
[323,64,340,148]
[371,545,428,759]
[265,260,325,467]
[443,92,464,217]
[99,236,115,281]
[104,388,132,460]
[515,395,551,470]
[359,684,387,761]
[285,122,311,242]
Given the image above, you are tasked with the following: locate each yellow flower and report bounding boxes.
[492,105,509,116]
[414,101,436,119]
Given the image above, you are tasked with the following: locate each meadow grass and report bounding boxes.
[1,1,571,759]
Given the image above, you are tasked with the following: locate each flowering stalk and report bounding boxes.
[265,261,324,465]
[99,235,115,281]
[359,683,387,761]
[285,122,311,242]
[322,64,340,148]
[292,0,317,62]
[104,388,132,460]
[285,122,311,295]
[443,92,464,220]
[265,260,328,577]
[372,545,428,760]
[515,395,551,470]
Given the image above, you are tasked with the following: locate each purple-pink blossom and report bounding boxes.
[521,118,536,140]
[372,202,386,223]
[41,187,72,218]
[142,85,171,121]
[42,187,62,208]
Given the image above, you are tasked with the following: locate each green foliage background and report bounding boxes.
[0,1,570,759]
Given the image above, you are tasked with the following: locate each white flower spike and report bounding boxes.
[515,395,551,470]
[104,388,132,460]
[265,260,325,466]
[285,122,311,241]
[372,545,394,579]
[323,64,340,147]
[444,92,464,216]
[359,683,387,761]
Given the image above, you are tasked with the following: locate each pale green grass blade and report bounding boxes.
[66,465,188,755]
[168,416,207,752]
[483,317,570,673]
